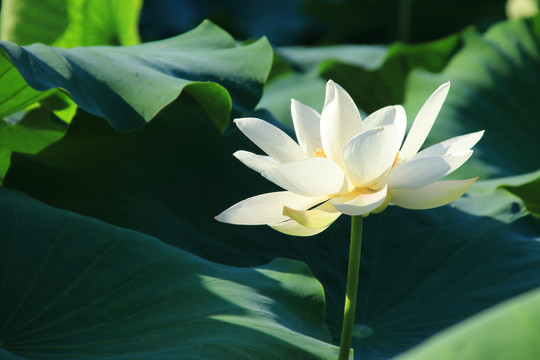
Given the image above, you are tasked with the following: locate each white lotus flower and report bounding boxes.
[216,80,483,236]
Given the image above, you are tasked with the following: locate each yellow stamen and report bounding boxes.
[313,148,327,158]
[392,151,400,166]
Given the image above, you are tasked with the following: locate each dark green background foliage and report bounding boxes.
[1,1,540,359]
[139,0,507,45]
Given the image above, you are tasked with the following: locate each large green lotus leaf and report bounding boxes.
[396,287,540,359]
[0,0,141,47]
[0,187,339,359]
[5,89,540,359]
[0,20,272,132]
[402,15,540,180]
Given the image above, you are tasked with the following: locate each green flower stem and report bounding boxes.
[338,216,363,360]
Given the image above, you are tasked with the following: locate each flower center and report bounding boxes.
[313,148,327,158]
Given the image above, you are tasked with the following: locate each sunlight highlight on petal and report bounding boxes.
[234,118,307,163]
[331,185,388,216]
[398,82,450,162]
[363,105,407,142]
[320,80,364,167]
[263,158,352,197]
[233,151,278,174]
[414,131,485,158]
[386,151,473,190]
[391,178,479,209]
[283,201,341,229]
[291,99,322,155]
[269,219,331,237]
[215,191,326,225]
[343,125,401,187]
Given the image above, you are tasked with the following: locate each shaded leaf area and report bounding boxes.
[0,0,141,47]
[139,0,506,45]
[0,20,272,132]
[302,0,506,44]
[402,15,540,180]
[261,34,460,128]
[145,0,324,46]
[5,92,540,359]
[348,204,539,359]
[502,170,540,218]
[0,188,338,359]
[396,287,540,359]
[0,107,66,182]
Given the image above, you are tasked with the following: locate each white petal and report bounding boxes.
[283,201,341,229]
[363,105,407,141]
[386,150,473,190]
[215,191,326,225]
[398,82,450,162]
[320,80,364,167]
[233,150,278,174]
[414,130,485,158]
[234,118,308,163]
[330,185,388,216]
[343,125,402,188]
[270,219,330,237]
[263,157,352,197]
[291,99,322,155]
[391,178,479,209]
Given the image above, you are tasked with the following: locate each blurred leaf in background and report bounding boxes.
[0,0,142,46]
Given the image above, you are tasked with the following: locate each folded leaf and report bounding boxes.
[0,20,272,132]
